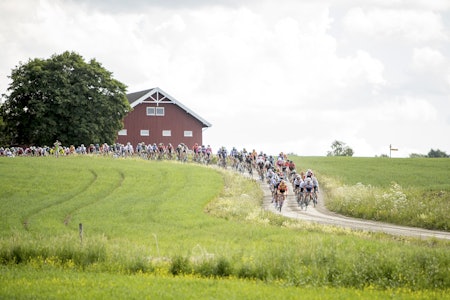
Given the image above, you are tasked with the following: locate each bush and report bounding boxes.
[169,255,191,276]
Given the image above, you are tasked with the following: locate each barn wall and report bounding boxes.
[116,102,205,148]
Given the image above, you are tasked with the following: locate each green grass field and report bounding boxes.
[291,156,450,189]
[0,156,449,299]
[291,156,450,230]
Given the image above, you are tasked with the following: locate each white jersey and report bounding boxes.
[293,177,302,187]
[312,176,319,188]
[302,177,314,188]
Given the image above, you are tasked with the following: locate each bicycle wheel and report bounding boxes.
[278,194,284,212]
[303,193,310,210]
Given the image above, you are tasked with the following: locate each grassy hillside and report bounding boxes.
[292,156,450,189]
[0,156,449,299]
[291,156,450,230]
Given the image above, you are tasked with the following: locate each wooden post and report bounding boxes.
[153,233,160,257]
[389,144,398,158]
[79,223,83,245]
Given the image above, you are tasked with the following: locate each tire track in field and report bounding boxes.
[22,169,98,230]
[251,174,450,240]
[63,170,125,226]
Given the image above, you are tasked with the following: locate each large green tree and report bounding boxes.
[0,51,131,146]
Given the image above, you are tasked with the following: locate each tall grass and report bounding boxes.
[4,265,449,300]
[0,156,449,295]
[291,156,450,230]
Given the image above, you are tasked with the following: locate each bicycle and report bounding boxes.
[247,163,253,176]
[231,157,239,170]
[237,162,245,173]
[219,157,227,169]
[296,190,304,208]
[312,190,318,207]
[257,167,265,181]
[301,190,313,210]
[276,192,286,212]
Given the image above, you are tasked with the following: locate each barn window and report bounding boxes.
[184,131,193,137]
[146,107,164,116]
[162,130,171,137]
[156,107,165,116]
[118,129,127,136]
[140,130,150,136]
[146,107,155,116]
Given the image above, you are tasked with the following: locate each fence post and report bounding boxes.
[79,223,83,245]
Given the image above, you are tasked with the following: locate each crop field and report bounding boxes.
[0,156,449,299]
[292,156,450,230]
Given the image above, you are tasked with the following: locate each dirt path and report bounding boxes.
[256,178,450,240]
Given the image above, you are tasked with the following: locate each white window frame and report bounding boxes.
[156,107,165,116]
[162,130,171,137]
[184,130,193,137]
[140,130,150,136]
[146,107,155,116]
[118,129,127,136]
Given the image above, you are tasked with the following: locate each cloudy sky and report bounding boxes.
[1,0,449,157]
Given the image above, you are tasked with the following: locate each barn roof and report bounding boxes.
[126,87,212,128]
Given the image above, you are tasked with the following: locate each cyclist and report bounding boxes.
[126,142,134,157]
[266,167,275,183]
[157,143,165,159]
[264,156,272,171]
[293,174,302,195]
[200,145,206,158]
[276,179,288,211]
[268,155,274,167]
[206,145,212,161]
[288,160,296,172]
[54,140,61,158]
[251,149,258,161]
[192,142,199,154]
[217,146,228,167]
[269,172,278,203]
[277,152,284,161]
[245,152,253,174]
[167,143,174,159]
[276,157,284,172]
[230,147,238,158]
[256,153,265,180]
[311,171,320,198]
[293,174,303,206]
[301,175,314,203]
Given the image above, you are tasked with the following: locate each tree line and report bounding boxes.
[410,149,449,158]
[327,140,448,158]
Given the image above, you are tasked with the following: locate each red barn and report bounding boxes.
[116,87,211,147]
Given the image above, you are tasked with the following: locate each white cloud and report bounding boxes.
[339,50,386,90]
[154,14,186,32]
[343,7,447,42]
[371,97,438,122]
[412,47,446,70]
